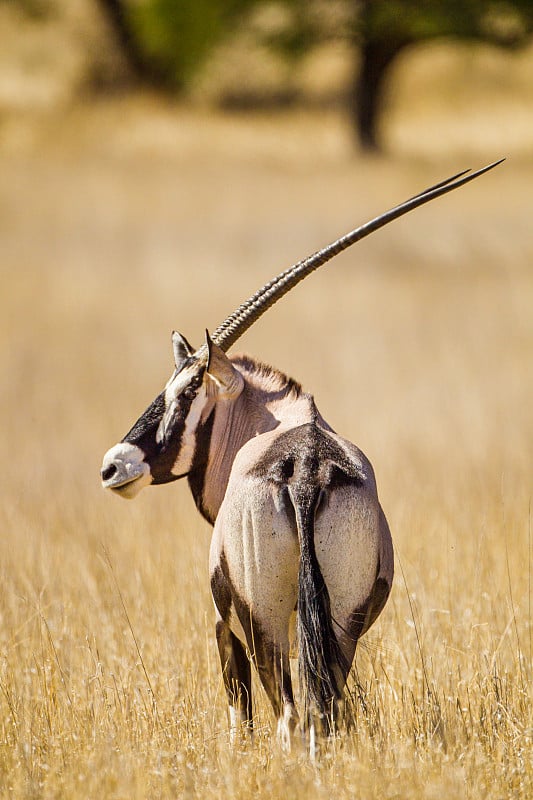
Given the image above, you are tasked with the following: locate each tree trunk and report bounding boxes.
[352,36,409,152]
[94,0,173,91]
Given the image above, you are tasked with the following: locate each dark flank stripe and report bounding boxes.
[347,574,391,643]
[188,407,216,524]
[211,563,232,622]
[218,549,253,646]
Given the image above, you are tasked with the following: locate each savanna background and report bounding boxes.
[0,1,531,798]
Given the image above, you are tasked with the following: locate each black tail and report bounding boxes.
[291,486,347,734]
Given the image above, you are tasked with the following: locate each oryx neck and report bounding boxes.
[189,355,317,524]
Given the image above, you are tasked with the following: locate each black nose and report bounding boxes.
[101,463,118,482]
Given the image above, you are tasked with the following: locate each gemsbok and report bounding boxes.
[101,161,502,753]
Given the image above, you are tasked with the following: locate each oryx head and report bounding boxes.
[101,161,502,498]
[101,331,243,498]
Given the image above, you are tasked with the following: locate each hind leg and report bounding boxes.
[211,564,253,740]
[329,573,393,732]
[215,615,253,741]
[211,474,301,749]
[249,630,299,752]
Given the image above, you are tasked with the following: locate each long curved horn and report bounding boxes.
[210,159,504,353]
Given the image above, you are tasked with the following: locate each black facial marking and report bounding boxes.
[122,369,205,485]
[123,392,166,445]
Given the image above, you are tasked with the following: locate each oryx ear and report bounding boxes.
[172,331,195,370]
[205,330,243,396]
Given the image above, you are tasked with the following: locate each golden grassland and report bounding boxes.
[1,64,532,797]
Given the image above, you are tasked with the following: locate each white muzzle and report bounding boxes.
[101,443,152,499]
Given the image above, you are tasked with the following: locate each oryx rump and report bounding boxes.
[101,161,502,750]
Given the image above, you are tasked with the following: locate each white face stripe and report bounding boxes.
[169,387,209,476]
[156,363,203,445]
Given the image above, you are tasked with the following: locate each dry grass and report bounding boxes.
[1,66,532,797]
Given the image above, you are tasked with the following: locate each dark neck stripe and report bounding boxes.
[188,407,216,524]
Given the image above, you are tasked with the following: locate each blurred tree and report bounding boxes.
[94,0,164,88]
[0,0,48,15]
[93,0,533,149]
[95,0,261,92]
[352,0,533,150]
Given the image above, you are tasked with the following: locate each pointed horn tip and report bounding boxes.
[447,158,505,184]
[474,157,506,175]
[441,157,505,186]
[450,157,505,188]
